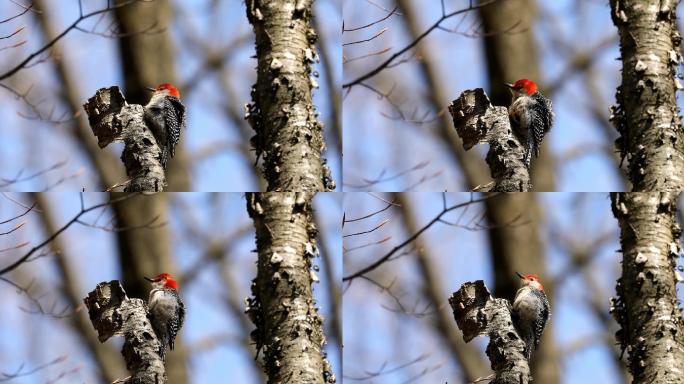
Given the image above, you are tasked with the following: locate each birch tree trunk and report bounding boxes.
[610,0,684,191]
[610,193,684,382]
[245,0,335,192]
[246,192,335,383]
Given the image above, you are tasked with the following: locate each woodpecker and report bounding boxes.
[505,79,554,168]
[512,272,550,359]
[144,83,186,169]
[145,273,185,359]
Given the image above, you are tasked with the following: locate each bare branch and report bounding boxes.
[343,0,499,88]
[343,194,494,281]
[0,0,140,81]
[0,194,136,276]
[0,3,33,24]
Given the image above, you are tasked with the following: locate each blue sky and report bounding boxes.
[0,192,341,383]
[0,0,341,191]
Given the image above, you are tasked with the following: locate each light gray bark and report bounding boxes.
[449,89,530,191]
[245,192,335,384]
[245,0,335,192]
[610,0,684,191]
[610,193,684,382]
[83,86,166,192]
[83,280,166,383]
[449,280,530,384]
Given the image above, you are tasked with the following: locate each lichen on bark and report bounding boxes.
[245,0,335,192]
[610,193,684,381]
[83,86,166,192]
[245,192,335,383]
[449,89,531,191]
[610,0,684,191]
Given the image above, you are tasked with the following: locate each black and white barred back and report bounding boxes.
[512,286,550,359]
[144,96,186,169]
[509,92,554,168]
[148,287,186,358]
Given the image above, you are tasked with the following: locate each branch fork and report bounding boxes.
[449,280,531,384]
[83,280,166,383]
[83,87,166,192]
[448,89,531,192]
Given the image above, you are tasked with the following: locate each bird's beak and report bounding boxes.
[144,276,154,282]
[145,86,156,92]
[515,272,524,279]
[504,82,515,89]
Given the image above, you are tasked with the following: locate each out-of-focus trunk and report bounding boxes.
[113,0,190,190]
[111,192,188,383]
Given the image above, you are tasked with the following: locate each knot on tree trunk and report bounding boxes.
[448,89,531,192]
[448,280,531,384]
[83,87,166,192]
[83,280,166,383]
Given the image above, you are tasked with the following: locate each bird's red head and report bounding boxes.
[145,273,179,290]
[153,83,181,99]
[516,272,544,290]
[507,79,538,96]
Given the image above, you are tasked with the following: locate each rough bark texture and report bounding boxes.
[449,89,530,191]
[610,193,684,382]
[245,0,335,192]
[245,192,335,383]
[449,281,530,384]
[395,0,490,189]
[395,194,489,381]
[478,0,555,191]
[83,281,166,383]
[83,87,166,192]
[609,0,684,191]
[113,0,189,190]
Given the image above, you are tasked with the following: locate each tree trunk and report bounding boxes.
[610,0,684,191]
[245,192,335,383]
[245,1,335,192]
[84,281,167,383]
[610,192,684,382]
